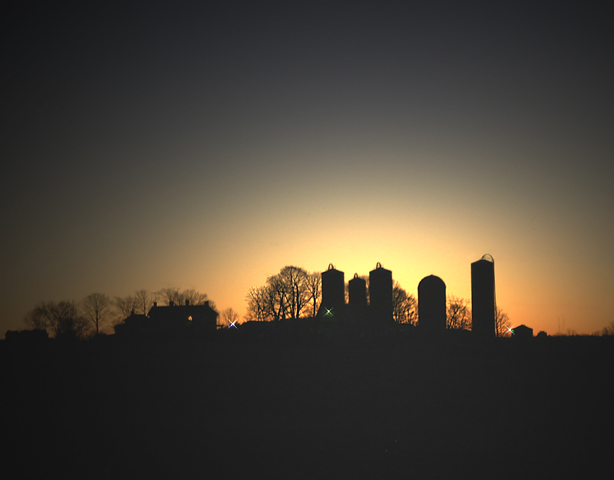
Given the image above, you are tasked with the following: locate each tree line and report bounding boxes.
[22,288,215,339]
[19,265,514,339]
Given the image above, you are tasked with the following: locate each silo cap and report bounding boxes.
[419,275,446,287]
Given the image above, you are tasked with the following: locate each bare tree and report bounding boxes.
[266,274,289,321]
[245,286,272,322]
[181,289,208,305]
[447,296,472,330]
[305,272,322,318]
[155,287,182,305]
[495,306,512,337]
[114,295,138,321]
[23,302,48,330]
[601,321,614,336]
[154,287,208,306]
[392,281,417,325]
[133,290,153,315]
[82,293,112,335]
[53,300,89,339]
[47,301,77,337]
[246,266,321,322]
[28,300,90,339]
[278,266,310,319]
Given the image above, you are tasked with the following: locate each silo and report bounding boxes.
[471,254,496,338]
[418,275,447,333]
[319,264,345,318]
[369,262,393,323]
[349,273,367,308]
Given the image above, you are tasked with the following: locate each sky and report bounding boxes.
[2,0,613,336]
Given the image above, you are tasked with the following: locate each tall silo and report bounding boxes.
[318,264,345,318]
[348,273,367,308]
[369,262,393,323]
[418,275,447,333]
[471,254,496,338]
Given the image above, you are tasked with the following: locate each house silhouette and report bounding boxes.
[148,300,219,331]
[115,300,218,337]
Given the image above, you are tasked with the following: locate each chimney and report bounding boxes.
[185,299,190,306]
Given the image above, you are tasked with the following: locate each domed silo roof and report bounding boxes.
[418,274,446,289]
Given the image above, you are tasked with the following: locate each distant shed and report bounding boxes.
[511,325,533,339]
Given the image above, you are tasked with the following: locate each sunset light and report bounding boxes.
[3,3,613,479]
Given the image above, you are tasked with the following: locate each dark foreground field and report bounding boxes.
[3,332,614,479]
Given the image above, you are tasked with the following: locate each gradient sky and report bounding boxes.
[2,1,613,336]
